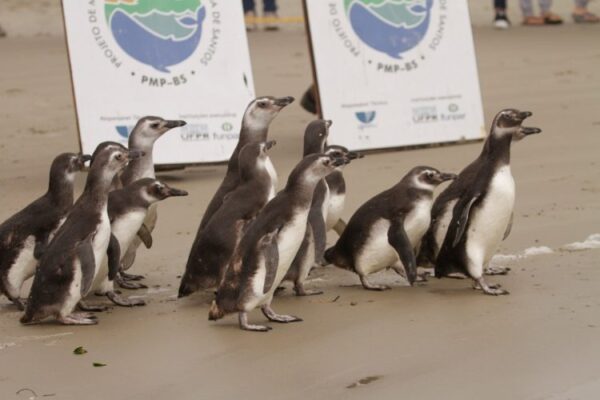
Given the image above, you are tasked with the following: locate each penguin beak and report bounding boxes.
[325,120,333,128]
[127,150,145,160]
[439,172,457,182]
[166,187,188,197]
[331,157,346,167]
[273,96,295,108]
[264,140,277,150]
[346,151,363,160]
[520,126,542,136]
[165,120,187,129]
[517,111,532,121]
[79,154,92,165]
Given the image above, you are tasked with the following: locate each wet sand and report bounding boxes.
[1,1,600,399]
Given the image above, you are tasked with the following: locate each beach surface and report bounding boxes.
[1,1,600,399]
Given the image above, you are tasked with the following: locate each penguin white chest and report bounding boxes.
[265,156,278,200]
[433,199,457,258]
[6,235,37,294]
[404,198,433,249]
[467,166,515,264]
[326,192,345,229]
[92,209,112,278]
[112,210,147,253]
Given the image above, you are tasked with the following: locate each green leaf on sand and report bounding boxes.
[93,362,107,367]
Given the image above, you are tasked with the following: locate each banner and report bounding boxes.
[62,0,255,164]
[304,0,485,151]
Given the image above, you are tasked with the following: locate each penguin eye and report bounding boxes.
[257,101,267,108]
[426,171,434,178]
[115,153,123,161]
[151,122,160,129]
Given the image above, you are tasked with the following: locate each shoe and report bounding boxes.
[493,13,511,29]
[572,12,600,23]
[543,12,563,25]
[263,12,280,31]
[244,11,257,31]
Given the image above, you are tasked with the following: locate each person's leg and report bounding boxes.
[493,0,511,29]
[263,0,279,31]
[263,0,277,13]
[520,0,535,17]
[539,0,563,24]
[243,0,257,31]
[243,0,255,13]
[573,0,599,22]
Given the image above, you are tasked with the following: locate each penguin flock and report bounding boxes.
[0,96,541,331]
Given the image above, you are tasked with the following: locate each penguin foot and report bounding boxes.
[106,291,146,307]
[120,272,145,281]
[59,313,98,325]
[238,312,272,332]
[360,276,390,291]
[78,301,109,312]
[116,275,148,290]
[9,297,26,311]
[261,305,303,323]
[474,278,510,296]
[294,284,324,296]
[484,266,510,276]
[447,272,468,279]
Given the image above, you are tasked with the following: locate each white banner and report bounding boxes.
[304,0,485,150]
[62,0,255,164]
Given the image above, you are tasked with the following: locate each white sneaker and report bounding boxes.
[493,14,511,29]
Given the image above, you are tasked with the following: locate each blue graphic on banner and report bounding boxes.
[355,111,377,124]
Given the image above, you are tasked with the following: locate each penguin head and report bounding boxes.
[50,152,91,183]
[410,166,457,191]
[293,153,345,186]
[492,109,535,140]
[130,116,187,147]
[90,142,145,180]
[324,145,363,170]
[303,119,332,155]
[243,96,295,131]
[143,180,189,203]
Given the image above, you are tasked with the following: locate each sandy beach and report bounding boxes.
[1,1,600,399]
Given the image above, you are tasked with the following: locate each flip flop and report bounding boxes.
[543,13,563,25]
[573,12,600,23]
[523,16,545,26]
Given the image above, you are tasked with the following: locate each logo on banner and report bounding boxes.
[344,0,434,59]
[115,125,132,139]
[412,106,438,123]
[87,0,221,87]
[330,0,445,73]
[355,111,377,124]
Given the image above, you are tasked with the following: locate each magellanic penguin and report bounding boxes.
[178,141,277,297]
[0,153,91,309]
[324,144,363,235]
[118,116,187,289]
[325,167,456,290]
[90,178,188,307]
[423,109,541,295]
[197,96,294,231]
[21,143,143,325]
[208,153,346,332]
[284,141,360,296]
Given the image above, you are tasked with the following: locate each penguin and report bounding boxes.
[284,140,360,296]
[21,143,143,325]
[117,116,187,289]
[208,152,346,332]
[325,166,456,290]
[428,109,541,295]
[324,144,363,235]
[197,96,294,231]
[90,178,188,307]
[178,141,277,297]
[0,153,91,309]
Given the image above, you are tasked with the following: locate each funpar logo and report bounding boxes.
[355,111,377,124]
[344,0,434,59]
[104,0,206,73]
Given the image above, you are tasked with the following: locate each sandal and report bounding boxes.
[573,12,600,23]
[543,12,563,25]
[523,16,545,26]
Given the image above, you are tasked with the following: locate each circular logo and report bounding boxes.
[104,0,206,73]
[344,0,434,59]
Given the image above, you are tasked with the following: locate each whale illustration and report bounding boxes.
[348,0,434,59]
[110,6,206,73]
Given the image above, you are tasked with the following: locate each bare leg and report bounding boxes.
[106,291,146,307]
[78,301,109,312]
[485,266,510,275]
[238,312,271,332]
[473,277,509,295]
[58,313,98,325]
[261,304,303,323]
[116,274,147,290]
[293,281,323,296]
[359,275,390,291]
[120,271,145,281]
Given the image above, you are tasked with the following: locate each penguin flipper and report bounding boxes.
[309,208,327,264]
[388,218,417,285]
[451,194,481,248]
[503,212,513,241]
[34,232,50,260]
[107,234,121,281]
[137,224,153,249]
[261,230,280,294]
[76,240,96,296]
